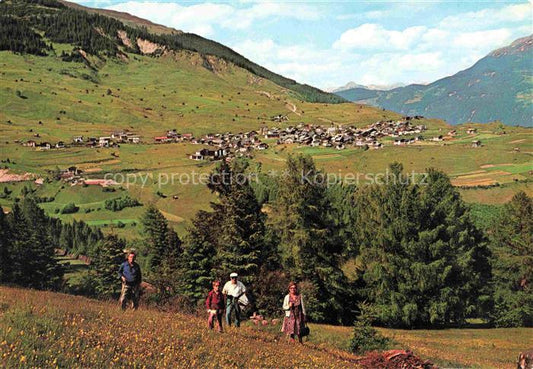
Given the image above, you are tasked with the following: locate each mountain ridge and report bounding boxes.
[57,0,183,35]
[335,35,533,126]
[0,0,345,104]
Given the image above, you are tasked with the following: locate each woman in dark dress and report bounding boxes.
[281,281,306,343]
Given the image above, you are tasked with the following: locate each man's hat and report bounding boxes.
[230,272,238,278]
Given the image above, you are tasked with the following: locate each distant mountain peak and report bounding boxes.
[327,82,367,93]
[335,35,532,126]
[329,81,406,93]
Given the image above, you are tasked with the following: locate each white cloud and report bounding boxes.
[333,24,427,51]
[452,29,513,50]
[396,52,443,72]
[439,2,532,31]
[105,1,319,37]
[232,38,349,86]
[99,0,530,88]
[356,52,444,86]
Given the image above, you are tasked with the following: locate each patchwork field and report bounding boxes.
[1,50,532,235]
[0,125,531,237]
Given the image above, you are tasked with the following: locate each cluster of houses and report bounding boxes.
[94,130,141,147]
[169,118,427,161]
[22,130,141,150]
[264,119,426,150]
[153,129,269,161]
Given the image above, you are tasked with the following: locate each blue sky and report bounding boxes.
[72,0,532,89]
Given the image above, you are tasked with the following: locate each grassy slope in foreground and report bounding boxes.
[0,286,359,368]
[1,286,532,368]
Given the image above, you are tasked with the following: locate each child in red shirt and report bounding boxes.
[206,280,224,332]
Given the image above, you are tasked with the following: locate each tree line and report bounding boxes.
[0,15,50,55]
[87,156,530,328]
[0,195,103,289]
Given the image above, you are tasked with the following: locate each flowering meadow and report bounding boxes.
[0,286,361,368]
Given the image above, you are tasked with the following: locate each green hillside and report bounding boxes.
[336,35,533,127]
[0,0,345,104]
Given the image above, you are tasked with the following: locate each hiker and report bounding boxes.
[206,280,224,332]
[281,281,307,343]
[118,251,142,310]
[222,272,246,327]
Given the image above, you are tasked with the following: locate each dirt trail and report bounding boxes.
[318,117,335,124]
[285,101,301,116]
[160,210,184,223]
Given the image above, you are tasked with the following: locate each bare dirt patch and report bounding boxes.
[480,163,513,169]
[137,38,165,54]
[81,167,103,173]
[458,170,510,179]
[452,178,497,187]
[0,169,34,182]
[117,30,132,48]
[313,154,343,159]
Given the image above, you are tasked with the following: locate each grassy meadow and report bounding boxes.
[1,286,531,368]
[309,322,532,369]
[0,286,360,368]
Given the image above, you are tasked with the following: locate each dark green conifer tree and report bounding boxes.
[141,205,171,270]
[208,160,265,285]
[6,197,63,289]
[180,211,218,301]
[92,234,126,298]
[149,226,183,300]
[491,191,532,327]
[269,154,352,323]
[357,164,491,327]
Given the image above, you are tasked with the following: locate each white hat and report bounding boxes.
[230,272,238,278]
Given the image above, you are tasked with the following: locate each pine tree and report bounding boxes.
[179,159,267,303]
[208,160,265,285]
[92,234,126,298]
[269,154,352,323]
[180,211,218,301]
[6,197,63,290]
[326,182,358,257]
[7,203,33,286]
[59,222,73,252]
[21,196,64,289]
[491,191,533,327]
[149,226,183,300]
[357,165,491,327]
[141,205,170,270]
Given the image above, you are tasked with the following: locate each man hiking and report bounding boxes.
[118,251,142,310]
[222,272,246,327]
